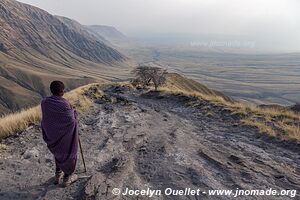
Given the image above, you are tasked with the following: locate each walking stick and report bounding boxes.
[78,138,87,173]
[74,103,86,173]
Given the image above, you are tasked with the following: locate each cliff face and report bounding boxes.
[0,0,129,114]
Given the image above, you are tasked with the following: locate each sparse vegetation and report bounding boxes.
[0,144,8,153]
[1,75,299,144]
[131,65,167,91]
[276,122,300,142]
[158,86,300,143]
[0,144,8,159]
[0,106,41,139]
[241,119,277,137]
[0,83,103,139]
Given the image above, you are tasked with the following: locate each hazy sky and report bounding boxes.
[18,0,300,51]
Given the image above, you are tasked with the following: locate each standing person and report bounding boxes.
[41,81,78,187]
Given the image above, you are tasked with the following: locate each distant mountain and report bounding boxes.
[56,16,111,46]
[87,25,127,42]
[0,0,129,115]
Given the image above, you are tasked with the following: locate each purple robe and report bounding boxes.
[41,95,78,175]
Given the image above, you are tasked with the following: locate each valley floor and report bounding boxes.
[0,86,299,200]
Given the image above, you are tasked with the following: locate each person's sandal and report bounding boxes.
[54,171,64,185]
[63,174,78,187]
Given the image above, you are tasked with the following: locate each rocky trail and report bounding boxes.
[0,86,299,200]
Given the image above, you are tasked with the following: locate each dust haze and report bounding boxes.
[18,0,300,52]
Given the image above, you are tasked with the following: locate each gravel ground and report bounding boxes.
[0,86,299,200]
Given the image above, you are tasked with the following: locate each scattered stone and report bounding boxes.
[154,108,160,112]
[23,147,39,159]
[141,108,147,112]
[16,170,22,175]
[95,99,105,104]
[137,132,145,136]
[232,123,239,127]
[84,174,107,199]
[228,155,246,166]
[85,118,98,125]
[0,43,7,52]
[274,174,285,179]
[25,126,34,131]
[98,157,125,175]
[103,104,114,112]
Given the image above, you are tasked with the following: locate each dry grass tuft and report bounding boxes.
[0,106,41,139]
[0,83,102,139]
[0,144,8,153]
[0,144,8,159]
[158,86,300,143]
[64,83,99,112]
[276,122,300,142]
[241,119,277,137]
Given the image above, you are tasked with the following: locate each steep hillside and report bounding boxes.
[0,0,129,114]
[55,16,110,46]
[0,0,125,64]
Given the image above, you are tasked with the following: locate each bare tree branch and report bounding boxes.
[131,65,167,91]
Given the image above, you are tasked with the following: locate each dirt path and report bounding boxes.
[0,86,299,200]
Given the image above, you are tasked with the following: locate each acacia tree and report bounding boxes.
[131,65,167,91]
